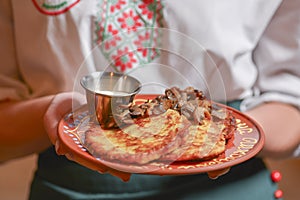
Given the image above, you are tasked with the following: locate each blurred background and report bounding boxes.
[0,155,299,200]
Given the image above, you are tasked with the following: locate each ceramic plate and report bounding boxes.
[58,95,264,175]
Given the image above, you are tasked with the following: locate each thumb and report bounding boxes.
[44,92,85,145]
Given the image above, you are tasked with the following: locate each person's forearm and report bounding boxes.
[245,102,300,159]
[0,95,54,162]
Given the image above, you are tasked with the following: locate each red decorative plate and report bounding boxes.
[58,95,265,175]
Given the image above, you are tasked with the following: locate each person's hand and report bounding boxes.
[207,167,230,179]
[43,92,131,182]
[43,92,85,146]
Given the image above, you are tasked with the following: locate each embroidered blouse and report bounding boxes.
[1,0,299,111]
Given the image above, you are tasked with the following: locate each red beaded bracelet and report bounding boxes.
[271,170,283,199]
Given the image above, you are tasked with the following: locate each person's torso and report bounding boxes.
[11,0,281,101]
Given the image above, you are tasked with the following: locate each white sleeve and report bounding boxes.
[0,0,30,101]
[240,0,300,111]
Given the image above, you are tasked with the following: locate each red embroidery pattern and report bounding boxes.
[32,0,80,16]
[117,10,143,33]
[112,47,138,72]
[109,0,126,13]
[95,0,164,72]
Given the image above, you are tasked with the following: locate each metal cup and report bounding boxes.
[80,71,141,129]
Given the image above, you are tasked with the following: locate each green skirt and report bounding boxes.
[29,101,279,200]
